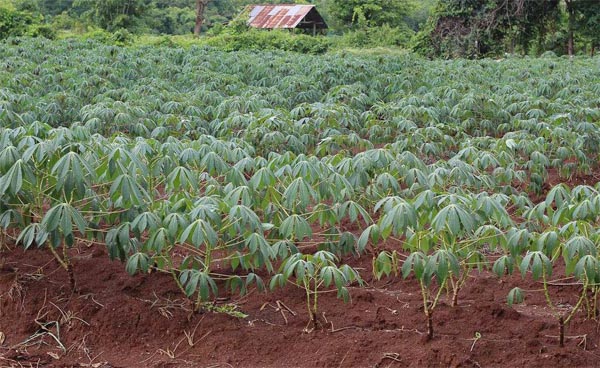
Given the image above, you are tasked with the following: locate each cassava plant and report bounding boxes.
[18,203,87,292]
[374,248,459,340]
[270,250,362,332]
[498,233,599,347]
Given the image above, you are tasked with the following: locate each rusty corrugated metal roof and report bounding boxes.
[246,4,319,29]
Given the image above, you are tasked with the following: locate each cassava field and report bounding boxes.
[1,39,600,367]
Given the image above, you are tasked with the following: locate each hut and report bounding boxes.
[245,4,328,35]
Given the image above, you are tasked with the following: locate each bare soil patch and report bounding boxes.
[1,243,600,368]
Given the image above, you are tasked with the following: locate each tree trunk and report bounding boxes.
[566,0,575,56]
[194,0,208,37]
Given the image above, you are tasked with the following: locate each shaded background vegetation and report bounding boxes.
[0,0,598,57]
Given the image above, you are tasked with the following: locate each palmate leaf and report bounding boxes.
[401,251,426,280]
[507,287,524,307]
[572,199,597,221]
[17,223,49,250]
[320,266,342,288]
[358,224,380,253]
[163,212,189,239]
[0,145,20,172]
[279,214,312,241]
[281,254,311,281]
[378,200,417,238]
[0,209,22,229]
[110,173,150,207]
[179,219,218,249]
[41,203,87,239]
[245,232,275,262]
[269,273,286,290]
[373,251,395,279]
[0,159,35,196]
[200,151,228,175]
[228,273,264,297]
[131,211,161,235]
[309,203,337,228]
[228,205,262,234]
[413,189,436,210]
[189,197,221,224]
[126,252,151,275]
[506,228,530,256]
[245,272,265,293]
[519,251,552,281]
[271,240,298,259]
[223,185,254,207]
[179,269,218,300]
[283,177,317,211]
[105,222,133,261]
[534,231,559,256]
[225,167,248,188]
[166,166,198,192]
[492,255,514,277]
[573,255,599,283]
[336,200,373,225]
[563,236,596,275]
[51,151,95,198]
[545,184,571,208]
[327,172,355,201]
[431,204,475,237]
[145,227,169,253]
[424,249,460,286]
[313,250,337,264]
[476,195,513,227]
[249,167,276,190]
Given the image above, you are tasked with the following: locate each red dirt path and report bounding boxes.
[1,243,600,367]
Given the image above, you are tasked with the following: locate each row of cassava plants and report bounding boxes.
[0,40,599,342]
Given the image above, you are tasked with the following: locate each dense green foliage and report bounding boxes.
[0,0,433,50]
[1,0,599,56]
[326,0,411,28]
[2,39,600,332]
[0,4,54,38]
[204,28,331,54]
[417,0,599,57]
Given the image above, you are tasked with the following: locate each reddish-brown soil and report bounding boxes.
[1,242,600,368]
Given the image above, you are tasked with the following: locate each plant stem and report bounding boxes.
[171,270,187,296]
[564,282,587,325]
[63,243,76,292]
[450,270,469,307]
[593,287,599,320]
[431,278,447,311]
[419,280,434,341]
[559,316,564,347]
[195,288,202,312]
[427,311,434,341]
[541,265,557,317]
[48,244,68,270]
[48,243,76,292]
[304,277,315,329]
[313,279,319,327]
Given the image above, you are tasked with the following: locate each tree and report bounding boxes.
[327,0,412,28]
[0,6,34,38]
[74,0,148,31]
[194,0,210,36]
[565,0,575,56]
[415,0,561,58]
[567,0,600,56]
